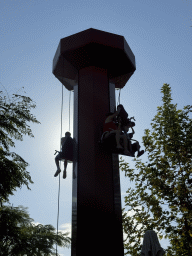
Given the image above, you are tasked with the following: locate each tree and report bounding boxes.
[120,84,192,256]
[0,90,39,204]
[0,89,71,255]
[0,205,70,256]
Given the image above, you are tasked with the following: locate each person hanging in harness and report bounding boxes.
[54,132,74,179]
[116,104,144,157]
[122,119,144,157]
[116,104,129,128]
[102,106,131,156]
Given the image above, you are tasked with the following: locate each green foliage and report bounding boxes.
[0,90,40,203]
[0,205,71,255]
[0,91,40,151]
[120,84,192,256]
[0,88,71,255]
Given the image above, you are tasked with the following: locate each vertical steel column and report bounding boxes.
[53,28,136,256]
[71,70,124,256]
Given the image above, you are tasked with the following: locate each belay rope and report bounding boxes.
[56,84,72,256]
[116,88,121,108]
[69,90,71,131]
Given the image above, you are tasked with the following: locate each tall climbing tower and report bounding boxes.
[53,28,136,256]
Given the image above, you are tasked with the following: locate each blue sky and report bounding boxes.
[1,0,192,255]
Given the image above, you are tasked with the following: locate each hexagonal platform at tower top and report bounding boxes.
[53,28,136,90]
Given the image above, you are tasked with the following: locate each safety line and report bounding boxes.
[69,91,71,131]
[116,88,121,108]
[56,83,64,256]
[56,82,72,255]
[56,168,61,256]
[118,88,121,105]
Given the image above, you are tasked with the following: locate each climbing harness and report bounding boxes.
[100,89,144,158]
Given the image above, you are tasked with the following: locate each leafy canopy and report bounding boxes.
[0,90,40,203]
[120,84,192,256]
[0,205,71,255]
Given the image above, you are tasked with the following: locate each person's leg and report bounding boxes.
[115,130,123,149]
[136,141,140,152]
[120,134,130,155]
[64,159,68,171]
[55,155,61,170]
[63,159,68,179]
[136,142,144,157]
[134,141,144,157]
[54,155,61,177]
[103,130,123,149]
[127,139,132,152]
[131,143,137,157]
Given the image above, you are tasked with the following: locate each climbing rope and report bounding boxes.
[56,83,63,256]
[56,167,61,256]
[69,90,71,131]
[116,88,121,108]
[56,82,72,255]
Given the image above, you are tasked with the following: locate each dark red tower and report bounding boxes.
[53,28,136,256]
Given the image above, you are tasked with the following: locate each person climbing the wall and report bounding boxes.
[116,104,129,128]
[54,131,73,179]
[103,108,131,156]
[116,104,134,155]
[122,120,144,157]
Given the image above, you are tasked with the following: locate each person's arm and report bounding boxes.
[105,109,120,123]
[131,127,135,134]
